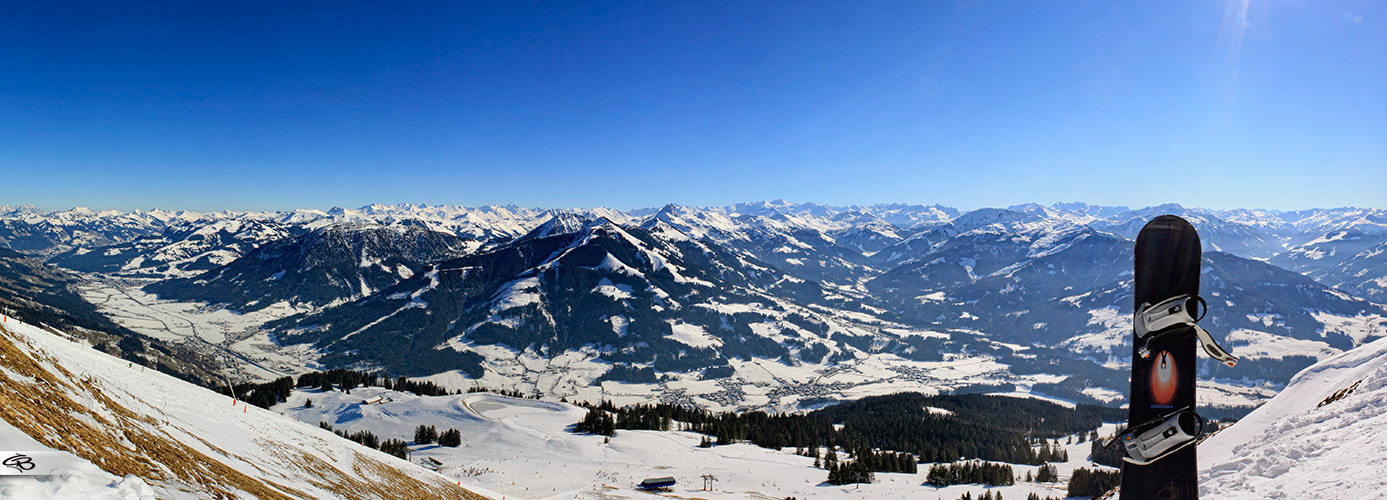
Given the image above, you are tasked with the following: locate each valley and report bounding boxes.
[4,201,1386,416]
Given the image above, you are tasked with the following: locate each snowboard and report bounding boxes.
[1120,215,1201,500]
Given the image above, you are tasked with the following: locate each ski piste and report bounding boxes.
[1119,215,1236,500]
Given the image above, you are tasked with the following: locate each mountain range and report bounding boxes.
[2,201,1384,412]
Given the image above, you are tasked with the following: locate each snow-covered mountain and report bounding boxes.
[7,201,1387,413]
[0,207,173,257]
[1199,335,1387,499]
[1311,240,1387,300]
[266,216,855,380]
[146,223,477,311]
[48,218,292,278]
[1094,204,1291,259]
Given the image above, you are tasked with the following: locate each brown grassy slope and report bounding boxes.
[0,324,489,500]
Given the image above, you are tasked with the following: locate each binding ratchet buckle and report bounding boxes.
[1134,294,1238,368]
[1105,406,1206,466]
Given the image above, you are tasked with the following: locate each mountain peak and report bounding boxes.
[521,211,596,240]
[654,203,685,217]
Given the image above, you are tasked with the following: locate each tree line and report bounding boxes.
[1068,467,1121,497]
[316,422,410,459]
[219,376,295,408]
[568,392,1122,486]
[218,368,501,410]
[414,425,462,447]
[926,461,1015,487]
[572,393,1110,466]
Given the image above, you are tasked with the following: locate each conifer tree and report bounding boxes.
[380,438,409,459]
[414,424,438,444]
[438,428,462,447]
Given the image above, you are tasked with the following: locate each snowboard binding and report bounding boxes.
[1104,406,1206,466]
[1134,294,1238,368]
[1135,294,1206,338]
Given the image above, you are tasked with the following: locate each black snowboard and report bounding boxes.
[1120,215,1201,500]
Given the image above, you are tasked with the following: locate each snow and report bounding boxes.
[1059,306,1129,355]
[331,295,427,346]
[1200,336,1387,499]
[491,277,542,312]
[608,315,630,337]
[1310,311,1387,346]
[0,318,486,500]
[588,252,642,277]
[276,387,1118,500]
[958,257,978,280]
[1197,379,1281,409]
[0,410,157,500]
[591,278,635,300]
[665,321,720,348]
[917,291,948,302]
[1224,329,1340,360]
[989,389,1078,409]
[924,406,954,416]
[695,301,770,316]
[0,469,156,500]
[77,278,317,380]
[882,327,950,339]
[1080,386,1125,404]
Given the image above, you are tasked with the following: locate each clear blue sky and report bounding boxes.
[1,1,1383,212]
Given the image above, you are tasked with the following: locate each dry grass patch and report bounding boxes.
[0,324,494,500]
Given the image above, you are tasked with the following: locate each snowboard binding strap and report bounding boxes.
[1135,294,1238,367]
[1135,294,1206,338]
[1104,406,1206,466]
[1192,324,1238,367]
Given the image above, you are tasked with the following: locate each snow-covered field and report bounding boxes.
[277,386,1119,500]
[431,333,1082,414]
[81,277,1105,415]
[73,271,1316,419]
[1196,379,1282,409]
[1200,336,1387,499]
[0,318,487,500]
[6,301,1387,499]
[76,277,321,380]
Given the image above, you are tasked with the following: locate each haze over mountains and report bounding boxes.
[2,201,1384,413]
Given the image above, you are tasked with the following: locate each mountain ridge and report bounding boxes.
[4,201,1386,414]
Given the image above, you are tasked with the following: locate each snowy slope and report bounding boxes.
[0,419,156,500]
[1199,336,1387,499]
[0,318,491,500]
[277,386,1115,500]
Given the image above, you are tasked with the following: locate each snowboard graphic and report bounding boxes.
[1150,350,1178,406]
[1121,215,1201,500]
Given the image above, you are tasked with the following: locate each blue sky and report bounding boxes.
[1,1,1382,212]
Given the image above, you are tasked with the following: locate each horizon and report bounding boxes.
[4,199,1379,217]
[2,2,1383,212]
